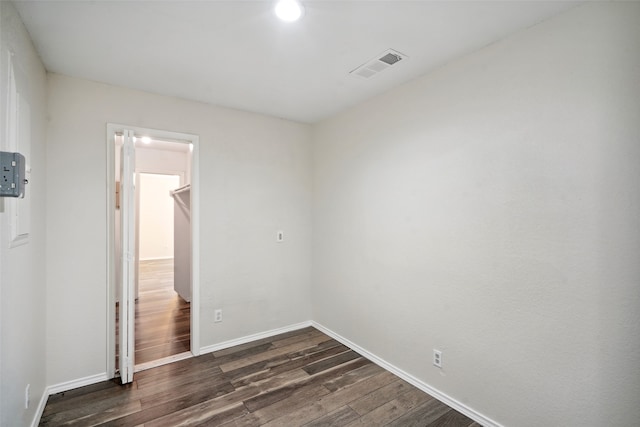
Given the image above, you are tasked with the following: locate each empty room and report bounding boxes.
[0,1,638,426]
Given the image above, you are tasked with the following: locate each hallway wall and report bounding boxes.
[138,173,180,261]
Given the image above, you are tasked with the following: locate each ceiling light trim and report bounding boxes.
[274,0,305,22]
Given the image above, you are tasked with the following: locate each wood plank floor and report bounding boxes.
[41,327,478,426]
[117,259,190,368]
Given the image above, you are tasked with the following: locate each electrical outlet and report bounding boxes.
[25,384,30,409]
[214,309,223,323]
[433,349,442,368]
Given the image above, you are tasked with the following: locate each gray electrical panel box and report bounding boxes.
[1,151,26,198]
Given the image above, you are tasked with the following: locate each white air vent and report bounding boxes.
[350,49,408,79]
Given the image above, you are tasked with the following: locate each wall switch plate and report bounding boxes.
[276,230,284,242]
[433,349,442,368]
[214,309,223,323]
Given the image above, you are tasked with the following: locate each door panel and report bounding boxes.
[119,130,136,384]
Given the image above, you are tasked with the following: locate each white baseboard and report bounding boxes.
[33,372,110,426]
[46,372,110,395]
[311,321,502,427]
[199,320,313,355]
[30,387,50,427]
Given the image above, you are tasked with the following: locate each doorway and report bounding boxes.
[136,173,189,365]
[106,125,200,383]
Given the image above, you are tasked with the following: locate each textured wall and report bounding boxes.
[45,74,313,386]
[312,3,640,426]
[0,1,48,426]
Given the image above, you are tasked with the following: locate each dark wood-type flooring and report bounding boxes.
[41,327,479,426]
[117,259,190,368]
[136,259,191,364]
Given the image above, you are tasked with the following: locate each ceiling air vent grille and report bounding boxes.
[350,49,407,79]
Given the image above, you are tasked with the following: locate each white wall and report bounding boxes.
[0,2,48,426]
[136,146,189,178]
[46,74,313,386]
[312,3,640,427]
[139,173,179,260]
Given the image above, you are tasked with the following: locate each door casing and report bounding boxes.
[106,124,201,380]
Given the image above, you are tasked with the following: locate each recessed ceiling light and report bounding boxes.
[141,136,151,144]
[275,0,304,22]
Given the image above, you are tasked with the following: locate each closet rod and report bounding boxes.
[171,184,191,196]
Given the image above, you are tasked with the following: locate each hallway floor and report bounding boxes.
[136,258,191,364]
[117,258,191,369]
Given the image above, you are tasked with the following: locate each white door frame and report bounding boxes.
[106,124,201,379]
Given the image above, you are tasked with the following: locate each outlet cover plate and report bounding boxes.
[433,349,442,368]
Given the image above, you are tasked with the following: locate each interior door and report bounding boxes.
[119,130,136,384]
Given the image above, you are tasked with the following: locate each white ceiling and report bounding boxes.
[14,1,578,123]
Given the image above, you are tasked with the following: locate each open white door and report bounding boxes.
[119,130,136,384]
